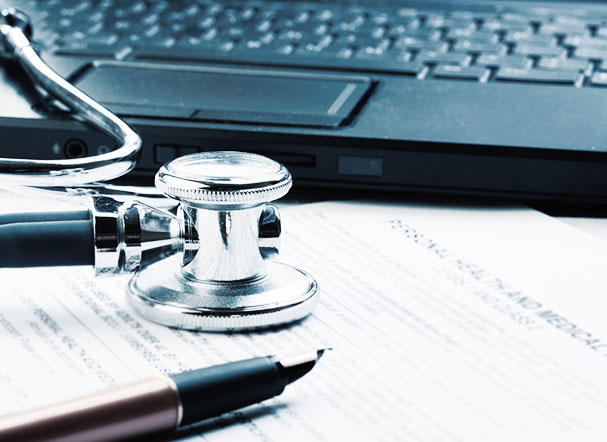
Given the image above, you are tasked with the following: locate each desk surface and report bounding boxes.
[556,217,607,244]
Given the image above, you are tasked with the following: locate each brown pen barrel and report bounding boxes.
[0,376,180,442]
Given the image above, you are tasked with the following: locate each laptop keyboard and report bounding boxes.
[17,0,607,87]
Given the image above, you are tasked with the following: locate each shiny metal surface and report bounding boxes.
[128,258,319,331]
[277,349,328,384]
[165,376,184,427]
[91,196,125,275]
[182,204,266,281]
[130,151,319,330]
[258,204,281,257]
[91,196,187,276]
[0,376,180,442]
[156,151,292,208]
[0,9,141,186]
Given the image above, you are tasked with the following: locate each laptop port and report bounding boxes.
[64,139,88,159]
[260,152,316,168]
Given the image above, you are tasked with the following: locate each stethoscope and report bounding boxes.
[0,9,319,331]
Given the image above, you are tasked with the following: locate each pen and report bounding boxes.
[0,349,327,442]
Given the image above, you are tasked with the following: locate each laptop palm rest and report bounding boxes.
[72,63,372,128]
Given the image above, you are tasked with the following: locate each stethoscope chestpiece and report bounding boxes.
[127,151,319,331]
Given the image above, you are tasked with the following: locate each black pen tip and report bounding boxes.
[278,348,331,385]
[316,348,332,361]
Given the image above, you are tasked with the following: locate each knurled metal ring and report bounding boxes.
[155,151,292,207]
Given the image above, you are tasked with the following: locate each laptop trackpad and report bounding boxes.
[73,63,372,128]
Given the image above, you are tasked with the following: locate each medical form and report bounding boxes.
[1,197,607,441]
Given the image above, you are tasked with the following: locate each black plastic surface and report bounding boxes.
[5,30,607,202]
[73,63,371,128]
[170,356,286,426]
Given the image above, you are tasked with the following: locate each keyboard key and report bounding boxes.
[354,46,393,60]
[553,15,589,26]
[514,44,566,58]
[390,16,422,30]
[422,13,445,27]
[476,54,532,69]
[134,36,177,49]
[563,36,607,49]
[386,24,409,37]
[284,22,330,35]
[429,18,475,32]
[501,12,538,25]
[364,38,391,51]
[575,47,607,60]
[55,36,129,58]
[315,34,334,48]
[452,42,508,55]
[200,27,219,41]
[466,12,499,23]
[235,40,294,55]
[479,19,502,32]
[431,64,490,82]
[277,29,307,42]
[443,27,477,39]
[56,43,130,58]
[198,16,217,29]
[142,24,161,39]
[589,72,607,87]
[137,38,236,57]
[221,26,247,40]
[239,6,257,21]
[174,36,207,49]
[495,67,582,86]
[449,10,477,20]
[270,42,296,56]
[537,57,592,74]
[296,55,428,76]
[445,30,499,44]
[504,32,557,46]
[401,28,442,42]
[416,51,471,66]
[334,34,374,48]
[394,37,448,53]
[312,8,334,22]
[60,33,119,47]
[482,21,532,33]
[502,28,533,41]
[296,44,355,59]
[128,2,147,15]
[395,8,419,18]
[369,11,389,25]
[539,22,589,35]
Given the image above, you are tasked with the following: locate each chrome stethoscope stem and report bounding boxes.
[0,9,141,186]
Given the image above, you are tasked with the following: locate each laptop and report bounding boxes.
[2,0,607,203]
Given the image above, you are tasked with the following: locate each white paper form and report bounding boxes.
[2,198,607,441]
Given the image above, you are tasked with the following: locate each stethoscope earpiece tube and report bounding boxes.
[0,198,188,274]
[0,8,142,187]
[0,219,94,267]
[0,210,90,226]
